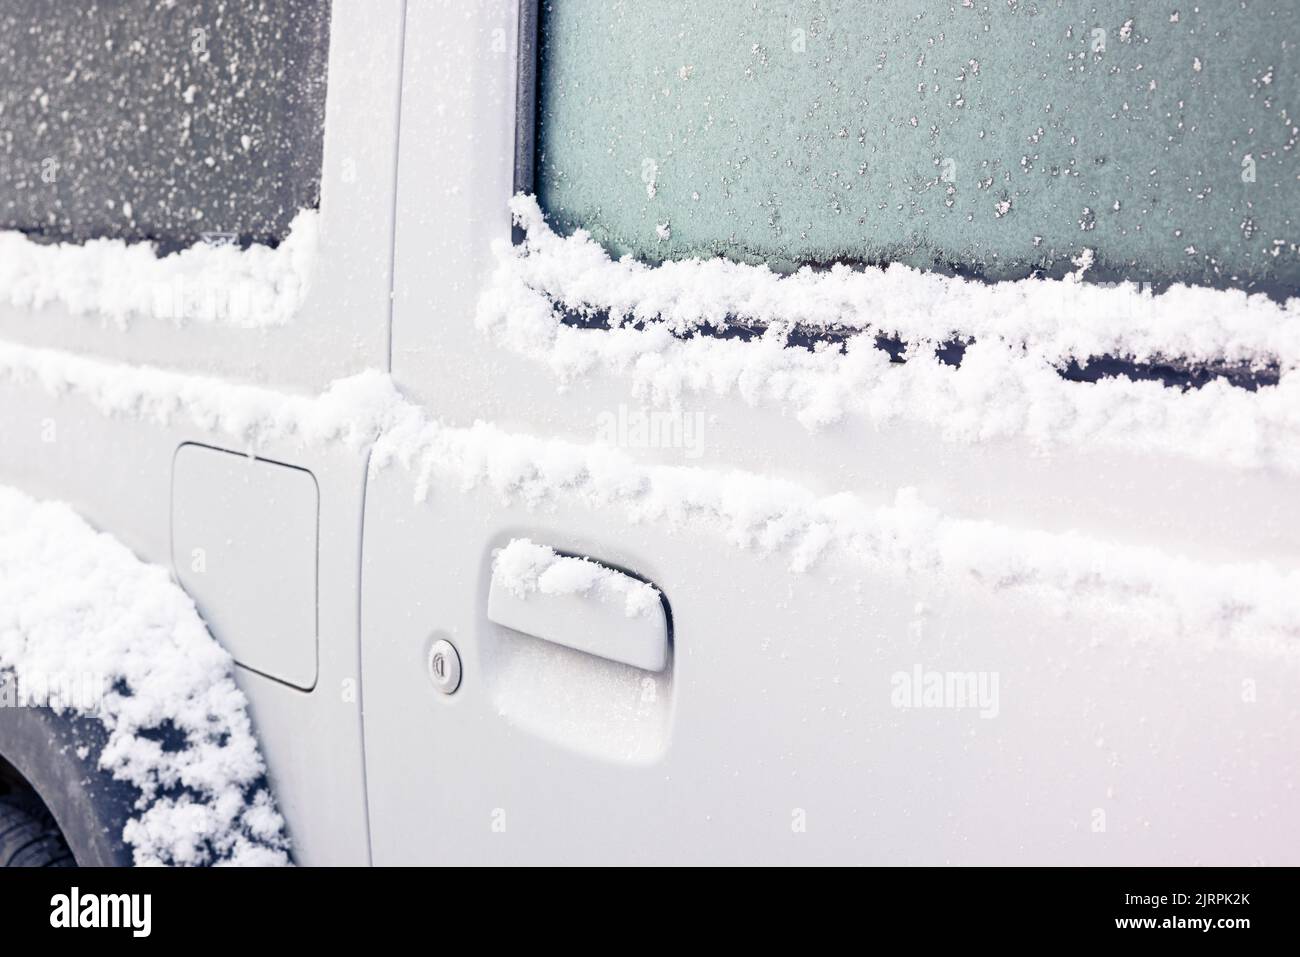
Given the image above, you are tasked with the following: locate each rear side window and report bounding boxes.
[533,1,1298,294]
[0,0,330,252]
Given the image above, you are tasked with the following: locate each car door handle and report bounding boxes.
[487,540,669,672]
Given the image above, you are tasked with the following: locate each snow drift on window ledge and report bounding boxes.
[497,195,1300,369]
[0,485,291,866]
[475,195,1300,471]
[0,209,318,329]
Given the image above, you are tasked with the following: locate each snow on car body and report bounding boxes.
[0,1,1297,865]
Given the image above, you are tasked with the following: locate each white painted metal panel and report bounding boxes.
[172,444,319,691]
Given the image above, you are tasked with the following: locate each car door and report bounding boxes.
[359,0,1300,864]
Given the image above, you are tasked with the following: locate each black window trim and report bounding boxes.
[510,0,1276,393]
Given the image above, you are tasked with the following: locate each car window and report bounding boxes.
[533,0,1298,294]
[0,0,330,253]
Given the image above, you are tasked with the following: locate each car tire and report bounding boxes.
[0,793,75,867]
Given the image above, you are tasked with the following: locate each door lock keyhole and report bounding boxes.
[428,639,462,694]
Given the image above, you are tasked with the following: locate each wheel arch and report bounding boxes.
[0,703,137,866]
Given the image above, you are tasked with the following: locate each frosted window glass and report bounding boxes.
[0,0,330,252]
[536,1,1298,293]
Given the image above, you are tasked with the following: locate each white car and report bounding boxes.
[0,0,1297,868]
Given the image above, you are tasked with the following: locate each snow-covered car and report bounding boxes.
[0,0,1297,866]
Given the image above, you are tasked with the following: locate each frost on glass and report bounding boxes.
[536,1,1298,293]
[0,0,330,253]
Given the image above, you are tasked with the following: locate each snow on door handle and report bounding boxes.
[487,539,669,672]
